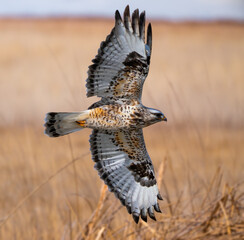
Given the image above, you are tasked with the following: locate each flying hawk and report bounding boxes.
[45,5,167,223]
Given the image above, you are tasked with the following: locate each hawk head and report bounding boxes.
[148,108,167,125]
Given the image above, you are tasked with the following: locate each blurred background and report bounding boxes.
[0,1,244,239]
[1,0,244,20]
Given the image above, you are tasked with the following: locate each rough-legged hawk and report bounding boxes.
[45,5,167,223]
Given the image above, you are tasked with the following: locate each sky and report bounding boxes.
[0,0,244,21]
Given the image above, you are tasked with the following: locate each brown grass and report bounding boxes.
[0,19,243,239]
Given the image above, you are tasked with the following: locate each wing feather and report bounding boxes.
[132,9,140,36]
[139,11,145,41]
[147,23,152,53]
[89,129,162,223]
[124,5,133,32]
[86,6,152,100]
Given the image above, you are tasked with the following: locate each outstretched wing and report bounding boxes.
[86,5,152,101]
[89,129,162,223]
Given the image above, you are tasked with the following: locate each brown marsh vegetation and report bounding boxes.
[0,19,243,239]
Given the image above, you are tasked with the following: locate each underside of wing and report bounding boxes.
[86,5,152,101]
[89,129,162,223]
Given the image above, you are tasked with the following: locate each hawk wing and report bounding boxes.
[86,5,152,101]
[89,129,162,223]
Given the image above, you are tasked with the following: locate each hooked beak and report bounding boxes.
[162,115,167,122]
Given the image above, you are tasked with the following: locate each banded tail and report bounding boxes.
[44,111,89,137]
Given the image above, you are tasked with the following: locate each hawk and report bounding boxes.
[45,5,167,223]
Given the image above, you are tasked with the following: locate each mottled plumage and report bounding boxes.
[44,5,167,223]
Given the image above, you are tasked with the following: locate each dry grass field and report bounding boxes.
[0,19,244,239]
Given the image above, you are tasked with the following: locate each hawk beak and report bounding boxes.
[162,116,167,122]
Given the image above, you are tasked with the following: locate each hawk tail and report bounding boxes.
[44,111,89,137]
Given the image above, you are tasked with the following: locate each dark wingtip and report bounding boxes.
[132,9,140,34]
[148,207,157,221]
[140,11,145,24]
[124,5,131,30]
[141,208,147,222]
[157,193,163,201]
[115,10,122,22]
[133,8,139,17]
[148,23,152,32]
[154,203,162,213]
[150,215,157,221]
[124,5,130,18]
[141,214,147,222]
[126,205,132,214]
[147,23,152,52]
[140,11,145,21]
[139,11,145,41]
[132,214,139,224]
